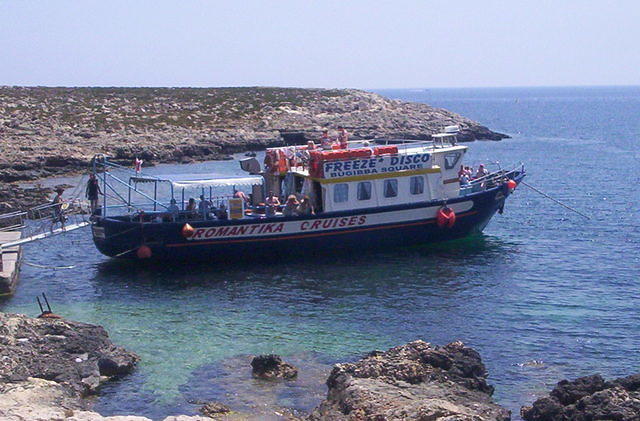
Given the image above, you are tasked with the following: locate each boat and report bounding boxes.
[90,126,525,261]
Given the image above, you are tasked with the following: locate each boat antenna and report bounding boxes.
[36,296,44,314]
[520,180,591,220]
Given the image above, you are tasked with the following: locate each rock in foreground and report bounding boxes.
[251,354,298,380]
[521,373,640,421]
[308,340,510,420]
[0,312,139,396]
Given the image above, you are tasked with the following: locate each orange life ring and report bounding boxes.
[436,207,456,228]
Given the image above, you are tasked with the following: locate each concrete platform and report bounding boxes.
[0,231,23,295]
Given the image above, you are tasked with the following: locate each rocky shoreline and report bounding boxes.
[0,87,507,184]
[2,312,638,420]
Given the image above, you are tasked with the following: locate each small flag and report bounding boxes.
[134,158,143,173]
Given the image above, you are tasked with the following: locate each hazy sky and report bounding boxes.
[1,0,638,88]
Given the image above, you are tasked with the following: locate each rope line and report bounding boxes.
[23,261,76,270]
[520,180,591,220]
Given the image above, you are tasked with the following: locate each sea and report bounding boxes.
[1,86,639,420]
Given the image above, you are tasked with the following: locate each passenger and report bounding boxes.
[296,195,315,215]
[337,126,349,149]
[186,198,197,215]
[475,164,489,179]
[458,165,466,178]
[307,140,316,150]
[460,173,470,185]
[167,198,180,219]
[51,187,66,228]
[216,203,228,220]
[85,173,102,214]
[265,191,280,217]
[233,189,250,204]
[320,129,332,150]
[198,195,211,219]
[283,195,299,217]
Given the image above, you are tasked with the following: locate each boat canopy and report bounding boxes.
[129,173,263,188]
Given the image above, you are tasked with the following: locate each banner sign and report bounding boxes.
[322,153,430,179]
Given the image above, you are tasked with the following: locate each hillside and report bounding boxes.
[0,87,506,182]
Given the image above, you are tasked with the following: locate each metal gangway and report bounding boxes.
[0,200,91,250]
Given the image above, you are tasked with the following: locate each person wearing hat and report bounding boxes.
[52,187,66,229]
[475,164,489,179]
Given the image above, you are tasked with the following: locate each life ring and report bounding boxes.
[436,206,456,228]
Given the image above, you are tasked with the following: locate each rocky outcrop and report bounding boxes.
[0,312,139,396]
[0,377,154,420]
[251,354,298,380]
[521,373,640,421]
[0,86,507,183]
[308,340,510,420]
[0,312,223,420]
[0,184,52,214]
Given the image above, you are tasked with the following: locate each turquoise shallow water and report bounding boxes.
[1,86,639,419]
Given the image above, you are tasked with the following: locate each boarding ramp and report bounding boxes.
[0,200,90,250]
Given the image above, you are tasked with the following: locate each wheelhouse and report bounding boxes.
[253,126,469,214]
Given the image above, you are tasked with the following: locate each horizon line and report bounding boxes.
[1,84,639,91]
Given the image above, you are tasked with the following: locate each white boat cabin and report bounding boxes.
[250,127,468,213]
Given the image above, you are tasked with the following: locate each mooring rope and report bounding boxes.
[23,261,76,270]
[520,180,591,220]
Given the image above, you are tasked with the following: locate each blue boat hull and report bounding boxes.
[92,176,522,262]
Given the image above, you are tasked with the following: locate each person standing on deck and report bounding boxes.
[198,195,211,220]
[320,130,332,150]
[475,164,489,179]
[85,173,102,215]
[51,187,66,229]
[337,127,349,149]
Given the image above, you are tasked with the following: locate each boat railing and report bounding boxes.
[459,163,524,196]
[0,210,27,232]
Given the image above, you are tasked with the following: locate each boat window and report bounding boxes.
[334,183,349,203]
[444,152,462,170]
[383,179,398,198]
[410,176,424,195]
[357,182,372,200]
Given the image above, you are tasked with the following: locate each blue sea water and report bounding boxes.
[1,86,639,419]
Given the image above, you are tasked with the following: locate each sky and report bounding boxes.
[1,0,639,89]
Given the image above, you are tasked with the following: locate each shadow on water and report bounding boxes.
[91,233,519,288]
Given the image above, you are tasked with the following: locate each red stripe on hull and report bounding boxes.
[165,211,478,248]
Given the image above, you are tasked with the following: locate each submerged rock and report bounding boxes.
[308,340,510,420]
[199,401,232,417]
[521,373,640,420]
[251,354,298,380]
